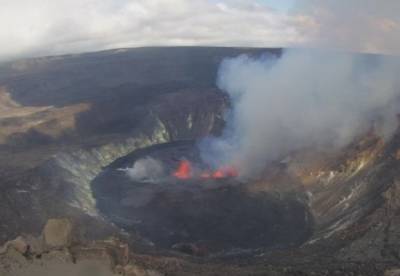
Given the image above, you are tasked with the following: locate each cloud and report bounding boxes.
[293,0,400,55]
[199,49,400,177]
[1,1,399,61]
[0,0,305,61]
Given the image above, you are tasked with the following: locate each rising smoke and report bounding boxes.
[121,157,165,183]
[200,49,400,177]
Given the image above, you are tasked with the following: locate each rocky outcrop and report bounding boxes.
[43,218,73,248]
[0,218,166,276]
[0,236,29,255]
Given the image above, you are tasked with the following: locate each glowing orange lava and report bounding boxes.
[173,160,238,180]
[173,160,192,179]
[212,170,225,179]
[211,166,239,179]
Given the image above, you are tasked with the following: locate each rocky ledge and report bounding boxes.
[0,218,165,276]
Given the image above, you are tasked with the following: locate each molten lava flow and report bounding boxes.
[212,165,239,179]
[212,170,225,179]
[173,160,238,180]
[173,160,192,179]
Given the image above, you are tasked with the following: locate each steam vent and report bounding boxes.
[1,47,400,276]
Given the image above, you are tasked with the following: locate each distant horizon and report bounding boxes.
[0,1,399,62]
[3,45,397,65]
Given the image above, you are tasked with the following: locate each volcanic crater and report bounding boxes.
[1,47,400,275]
[92,141,313,255]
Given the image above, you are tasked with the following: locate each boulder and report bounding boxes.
[22,234,44,255]
[0,236,29,255]
[43,218,73,248]
[8,236,29,255]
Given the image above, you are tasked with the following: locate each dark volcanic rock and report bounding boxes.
[92,141,313,254]
[0,47,280,107]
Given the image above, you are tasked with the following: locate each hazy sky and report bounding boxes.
[0,0,399,61]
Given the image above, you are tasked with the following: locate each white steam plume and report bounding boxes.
[200,49,400,177]
[121,157,165,183]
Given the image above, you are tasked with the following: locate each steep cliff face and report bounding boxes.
[273,131,400,264]
[330,133,400,262]
[298,135,386,241]
[46,89,226,214]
